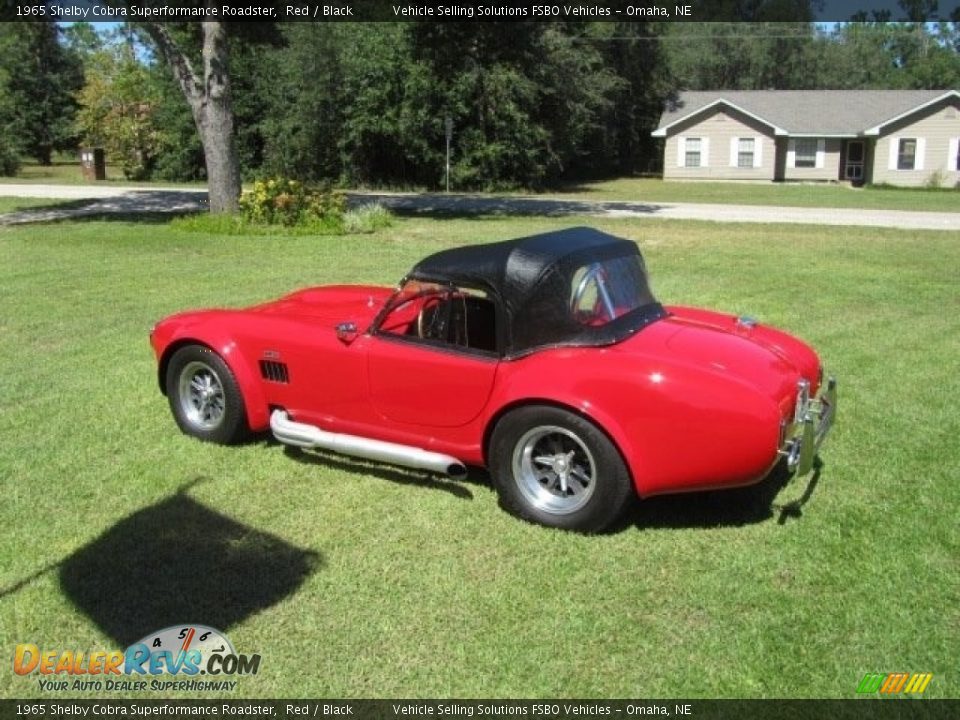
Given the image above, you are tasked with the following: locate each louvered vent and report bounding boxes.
[259,360,290,384]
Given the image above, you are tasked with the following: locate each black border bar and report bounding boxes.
[3,700,960,720]
[2,0,960,23]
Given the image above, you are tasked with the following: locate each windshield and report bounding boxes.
[569,255,657,326]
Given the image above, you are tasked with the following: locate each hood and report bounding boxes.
[249,285,392,328]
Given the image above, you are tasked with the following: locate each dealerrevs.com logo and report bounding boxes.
[857,672,933,696]
[14,624,260,693]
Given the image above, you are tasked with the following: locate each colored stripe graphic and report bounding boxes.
[858,672,933,695]
[904,673,933,694]
[881,672,909,693]
[857,673,885,693]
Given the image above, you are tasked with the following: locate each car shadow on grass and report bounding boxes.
[266,434,821,533]
[626,458,824,532]
[57,478,321,647]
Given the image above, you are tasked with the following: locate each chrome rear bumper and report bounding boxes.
[780,375,837,476]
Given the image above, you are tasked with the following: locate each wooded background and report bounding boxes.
[2,6,958,195]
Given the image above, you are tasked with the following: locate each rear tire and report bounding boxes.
[489,406,634,532]
[165,345,249,445]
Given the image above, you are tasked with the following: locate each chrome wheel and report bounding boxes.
[177,361,226,431]
[512,425,597,515]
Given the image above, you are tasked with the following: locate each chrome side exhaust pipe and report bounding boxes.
[270,410,468,478]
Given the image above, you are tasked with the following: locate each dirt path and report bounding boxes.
[1,184,957,231]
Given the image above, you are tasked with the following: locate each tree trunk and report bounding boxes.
[196,98,240,213]
[140,20,241,213]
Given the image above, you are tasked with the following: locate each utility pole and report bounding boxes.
[445,116,453,193]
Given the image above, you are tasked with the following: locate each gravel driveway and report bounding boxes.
[0,183,956,231]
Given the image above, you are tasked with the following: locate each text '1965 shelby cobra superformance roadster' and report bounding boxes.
[151,227,836,531]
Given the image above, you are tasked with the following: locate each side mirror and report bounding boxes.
[335,321,358,344]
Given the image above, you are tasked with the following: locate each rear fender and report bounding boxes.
[485,350,781,496]
[483,392,637,490]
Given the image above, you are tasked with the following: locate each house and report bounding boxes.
[651,90,960,187]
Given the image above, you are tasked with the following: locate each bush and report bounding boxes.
[924,169,947,189]
[342,203,394,234]
[0,139,20,176]
[172,182,394,238]
[239,178,346,227]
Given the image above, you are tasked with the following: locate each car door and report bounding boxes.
[366,281,499,428]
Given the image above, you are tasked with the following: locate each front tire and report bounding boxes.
[489,406,634,532]
[165,345,249,445]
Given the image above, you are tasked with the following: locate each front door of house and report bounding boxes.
[845,141,865,183]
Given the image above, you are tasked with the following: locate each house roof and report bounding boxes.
[652,90,959,137]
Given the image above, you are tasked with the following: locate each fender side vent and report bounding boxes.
[259,360,290,384]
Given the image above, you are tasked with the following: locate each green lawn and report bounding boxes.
[10,157,125,184]
[538,177,960,213]
[0,213,957,699]
[3,158,205,188]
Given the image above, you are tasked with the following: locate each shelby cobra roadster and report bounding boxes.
[151,227,836,531]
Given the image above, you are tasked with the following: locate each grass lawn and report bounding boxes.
[540,177,960,213]
[3,158,205,188]
[0,213,957,699]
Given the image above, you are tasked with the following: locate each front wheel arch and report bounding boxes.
[158,339,213,395]
[158,338,270,430]
[165,344,250,445]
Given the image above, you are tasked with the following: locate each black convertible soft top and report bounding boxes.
[409,227,667,357]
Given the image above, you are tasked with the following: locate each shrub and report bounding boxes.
[342,203,394,234]
[173,182,393,238]
[0,139,20,176]
[924,169,947,189]
[239,178,346,227]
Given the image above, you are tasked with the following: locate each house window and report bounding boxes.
[737,138,755,168]
[685,138,701,168]
[897,139,917,170]
[795,139,817,168]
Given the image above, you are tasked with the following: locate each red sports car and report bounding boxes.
[151,227,835,531]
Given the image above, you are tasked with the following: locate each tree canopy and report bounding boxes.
[3,16,959,190]
[0,21,83,165]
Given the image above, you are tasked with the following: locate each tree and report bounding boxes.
[588,21,672,176]
[252,21,672,189]
[404,22,628,189]
[0,28,21,175]
[74,42,164,180]
[62,22,104,58]
[257,23,349,183]
[138,22,240,213]
[148,60,206,182]
[664,22,821,90]
[816,22,960,89]
[0,22,82,165]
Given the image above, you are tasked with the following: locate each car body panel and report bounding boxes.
[367,335,498,427]
[152,229,831,503]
